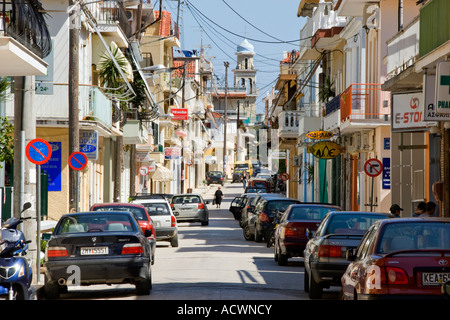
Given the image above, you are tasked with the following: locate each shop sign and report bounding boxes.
[392,93,433,131]
[171,108,188,120]
[424,74,450,121]
[306,130,334,140]
[164,147,181,160]
[435,61,450,114]
[307,141,342,159]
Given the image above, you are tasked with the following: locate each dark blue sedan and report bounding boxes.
[43,211,152,299]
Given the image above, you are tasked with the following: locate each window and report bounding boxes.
[356,225,378,259]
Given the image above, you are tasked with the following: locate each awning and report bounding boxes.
[149,164,173,181]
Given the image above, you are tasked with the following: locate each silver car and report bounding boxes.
[171,194,209,226]
[132,198,179,247]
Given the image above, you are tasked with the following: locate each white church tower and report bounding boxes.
[233,39,258,118]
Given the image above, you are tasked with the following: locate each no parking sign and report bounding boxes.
[26,138,52,165]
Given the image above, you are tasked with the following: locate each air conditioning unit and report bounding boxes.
[125,10,134,21]
[293,154,301,167]
[360,131,374,151]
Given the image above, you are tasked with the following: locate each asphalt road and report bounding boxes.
[55,183,339,300]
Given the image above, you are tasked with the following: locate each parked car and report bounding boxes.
[274,204,341,266]
[243,193,287,241]
[303,211,393,299]
[251,197,301,242]
[206,171,224,186]
[43,211,153,299]
[130,193,173,203]
[171,194,209,226]
[131,198,179,247]
[244,186,267,194]
[341,217,450,300]
[247,178,272,193]
[90,203,156,263]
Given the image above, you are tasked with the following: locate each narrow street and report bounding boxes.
[54,183,341,300]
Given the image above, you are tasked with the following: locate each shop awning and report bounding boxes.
[150,165,173,181]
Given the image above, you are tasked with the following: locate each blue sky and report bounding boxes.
[162,0,306,114]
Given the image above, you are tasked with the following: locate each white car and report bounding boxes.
[132,198,179,247]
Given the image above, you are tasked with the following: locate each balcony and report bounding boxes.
[9,84,114,135]
[298,104,322,135]
[87,1,131,48]
[278,110,302,139]
[416,0,450,71]
[383,16,422,91]
[339,83,390,133]
[298,2,346,60]
[123,110,149,144]
[0,0,50,76]
[333,0,368,17]
[323,95,341,131]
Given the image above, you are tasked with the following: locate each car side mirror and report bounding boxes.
[346,248,356,261]
[144,229,153,238]
[442,281,450,298]
[306,228,314,239]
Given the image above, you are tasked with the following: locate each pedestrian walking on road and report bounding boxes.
[214,187,223,208]
[241,171,248,189]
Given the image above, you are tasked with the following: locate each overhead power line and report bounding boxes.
[185,0,311,44]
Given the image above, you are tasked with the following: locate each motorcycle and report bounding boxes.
[266,209,282,248]
[0,202,34,300]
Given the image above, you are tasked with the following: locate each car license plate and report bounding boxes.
[80,246,108,255]
[422,272,450,286]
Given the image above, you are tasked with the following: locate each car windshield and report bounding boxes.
[141,203,171,216]
[208,172,222,178]
[253,182,267,188]
[55,213,135,234]
[266,200,299,213]
[172,195,201,204]
[235,164,249,170]
[377,222,450,254]
[92,206,147,221]
[245,188,267,193]
[288,206,340,220]
[326,214,387,235]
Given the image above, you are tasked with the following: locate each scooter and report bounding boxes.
[0,202,34,300]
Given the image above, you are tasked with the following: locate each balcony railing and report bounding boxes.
[0,0,51,58]
[386,16,419,80]
[87,0,131,38]
[340,84,390,123]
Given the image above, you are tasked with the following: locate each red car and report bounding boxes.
[342,217,450,300]
[273,204,341,265]
[90,203,156,264]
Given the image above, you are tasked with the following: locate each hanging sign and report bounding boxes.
[435,61,450,114]
[307,141,342,159]
[306,130,334,140]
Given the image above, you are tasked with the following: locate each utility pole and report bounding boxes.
[180,62,186,193]
[68,0,80,211]
[223,62,229,176]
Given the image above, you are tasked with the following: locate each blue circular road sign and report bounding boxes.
[25,139,52,165]
[69,152,88,171]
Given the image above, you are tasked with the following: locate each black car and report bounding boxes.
[303,211,392,299]
[206,171,224,185]
[251,197,301,242]
[229,193,257,225]
[43,211,153,299]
